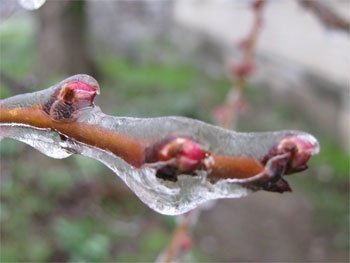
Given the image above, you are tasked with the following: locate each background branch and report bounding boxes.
[299,0,350,33]
[159,1,267,261]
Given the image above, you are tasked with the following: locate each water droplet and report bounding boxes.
[18,0,46,10]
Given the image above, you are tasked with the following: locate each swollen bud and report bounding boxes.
[262,134,320,175]
[145,136,209,181]
[277,134,320,174]
[43,79,100,122]
[230,62,255,77]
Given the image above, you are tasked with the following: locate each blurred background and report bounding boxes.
[0,0,349,262]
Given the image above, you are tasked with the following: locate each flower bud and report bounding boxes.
[231,62,255,77]
[180,235,193,250]
[277,134,320,174]
[262,134,320,175]
[44,80,99,121]
[145,136,209,181]
[58,81,99,109]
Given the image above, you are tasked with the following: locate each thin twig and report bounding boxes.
[214,0,266,129]
[156,211,197,263]
[299,0,350,33]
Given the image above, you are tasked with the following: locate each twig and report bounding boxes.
[156,211,197,263]
[299,0,350,33]
[214,0,266,129]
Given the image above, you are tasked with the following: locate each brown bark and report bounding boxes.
[0,106,145,167]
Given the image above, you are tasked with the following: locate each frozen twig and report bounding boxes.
[0,74,319,216]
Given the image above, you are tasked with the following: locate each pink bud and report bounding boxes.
[212,105,229,123]
[262,134,320,175]
[237,38,250,50]
[180,235,193,250]
[59,80,99,109]
[277,134,320,174]
[231,62,255,77]
[177,137,207,172]
[45,80,100,121]
[145,136,209,181]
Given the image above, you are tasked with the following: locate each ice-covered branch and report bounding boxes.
[0,74,319,215]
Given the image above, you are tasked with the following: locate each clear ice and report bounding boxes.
[0,76,320,215]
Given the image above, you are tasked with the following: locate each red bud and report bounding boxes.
[277,135,320,174]
[44,80,99,121]
[145,136,209,181]
[231,62,255,77]
[59,81,99,109]
[180,235,193,250]
[262,134,320,175]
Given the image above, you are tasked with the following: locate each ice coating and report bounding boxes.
[84,107,314,160]
[0,124,73,159]
[0,120,318,215]
[0,123,250,215]
[0,75,100,110]
[0,74,320,215]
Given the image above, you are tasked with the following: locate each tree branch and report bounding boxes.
[299,0,350,33]
[214,0,266,129]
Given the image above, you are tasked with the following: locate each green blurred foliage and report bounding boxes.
[296,138,350,250]
[0,16,35,78]
[96,56,230,121]
[53,217,111,262]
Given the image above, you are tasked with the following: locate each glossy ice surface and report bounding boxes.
[0,75,320,215]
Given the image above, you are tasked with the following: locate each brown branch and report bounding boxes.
[0,106,146,167]
[299,0,350,33]
[0,104,273,184]
[208,155,264,182]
